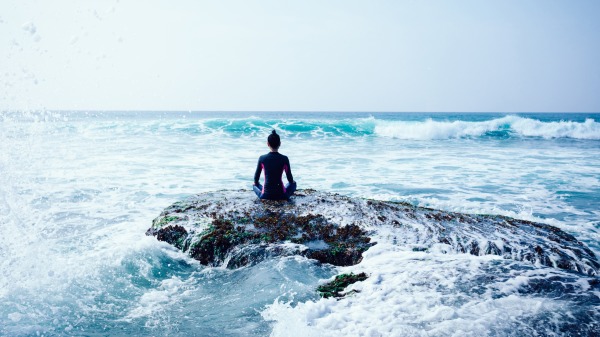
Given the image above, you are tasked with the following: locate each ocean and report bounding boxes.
[1,111,599,336]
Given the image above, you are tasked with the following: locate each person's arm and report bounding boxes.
[253,158,262,185]
[284,157,294,183]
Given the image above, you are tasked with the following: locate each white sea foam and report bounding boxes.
[263,243,562,336]
[125,276,192,321]
[264,236,586,337]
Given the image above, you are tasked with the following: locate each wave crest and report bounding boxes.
[374,116,600,140]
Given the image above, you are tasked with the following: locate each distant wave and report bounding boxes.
[191,115,600,140]
[9,112,599,140]
[374,116,600,140]
[192,116,376,138]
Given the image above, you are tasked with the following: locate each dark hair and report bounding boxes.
[267,130,281,149]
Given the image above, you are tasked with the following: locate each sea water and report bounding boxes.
[0,111,599,336]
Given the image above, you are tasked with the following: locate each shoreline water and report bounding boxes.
[1,111,599,336]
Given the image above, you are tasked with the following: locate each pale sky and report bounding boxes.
[1,0,599,112]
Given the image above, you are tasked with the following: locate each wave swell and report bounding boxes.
[373,116,600,140]
[6,112,600,140]
[190,115,600,140]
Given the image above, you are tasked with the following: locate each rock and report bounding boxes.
[317,272,369,298]
[146,189,599,275]
[146,190,375,268]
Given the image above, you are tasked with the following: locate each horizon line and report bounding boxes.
[3,109,598,114]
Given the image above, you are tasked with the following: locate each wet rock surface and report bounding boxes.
[146,189,599,275]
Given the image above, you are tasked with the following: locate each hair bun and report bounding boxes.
[267,129,281,149]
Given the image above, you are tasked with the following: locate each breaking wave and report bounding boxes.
[373,116,600,140]
[160,114,600,140]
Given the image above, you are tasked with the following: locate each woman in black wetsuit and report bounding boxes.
[253,130,296,200]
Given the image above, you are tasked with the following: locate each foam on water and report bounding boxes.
[1,111,599,336]
[265,229,600,336]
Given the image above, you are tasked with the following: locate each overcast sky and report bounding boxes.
[1,0,599,112]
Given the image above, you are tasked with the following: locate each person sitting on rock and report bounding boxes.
[253,130,296,200]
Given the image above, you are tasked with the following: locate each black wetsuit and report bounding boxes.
[253,152,295,200]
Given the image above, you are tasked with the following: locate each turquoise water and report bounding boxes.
[1,111,599,336]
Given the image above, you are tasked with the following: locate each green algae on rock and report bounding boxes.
[317,272,369,298]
